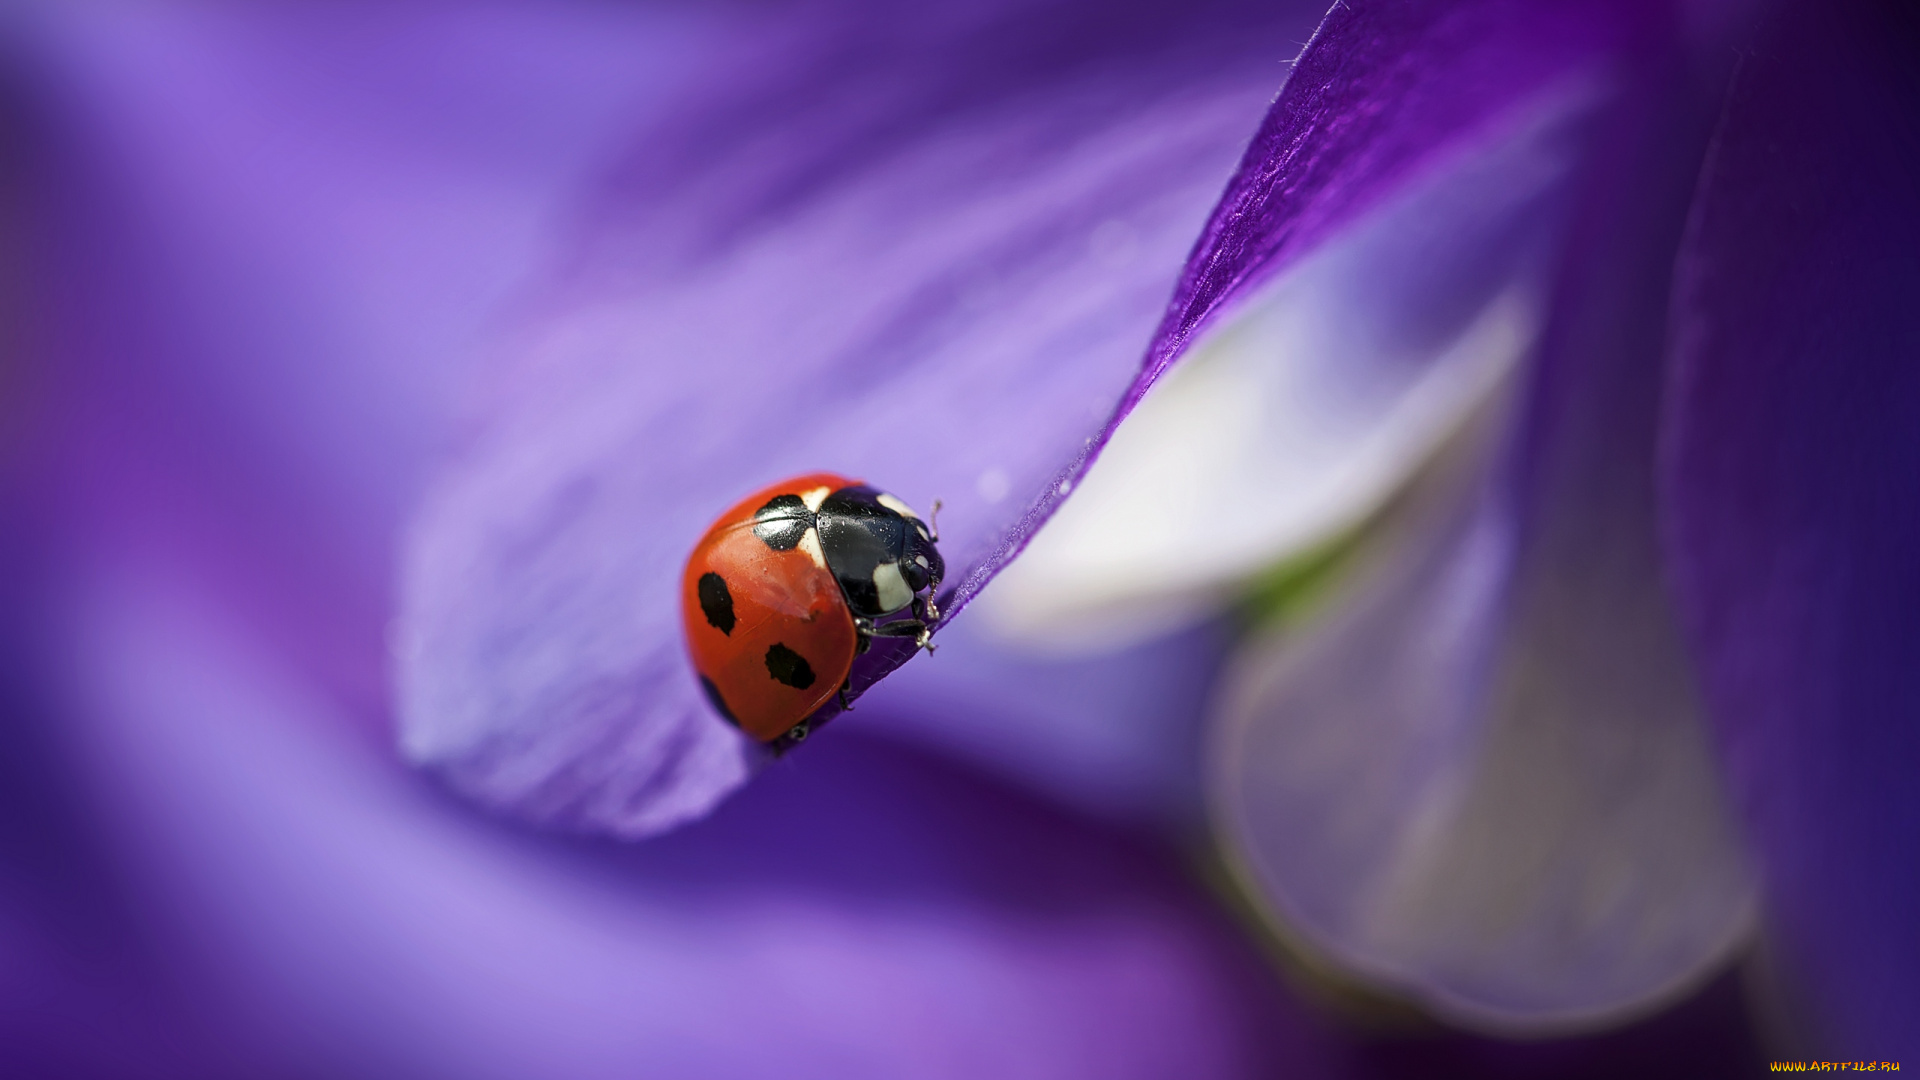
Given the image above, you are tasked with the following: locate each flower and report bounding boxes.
[3,3,1337,1075]
[1198,0,1920,1058]
[866,0,1920,1059]
[1,0,1907,1076]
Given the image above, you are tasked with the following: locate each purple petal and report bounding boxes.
[985,80,1594,647]
[1140,0,1665,387]
[1212,31,1755,1030]
[401,0,1672,837]
[11,8,1349,1071]
[397,0,1333,835]
[1661,0,1920,1057]
[51,572,1333,1078]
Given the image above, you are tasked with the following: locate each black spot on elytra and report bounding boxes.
[752,494,812,551]
[699,676,740,727]
[697,572,735,634]
[764,643,816,689]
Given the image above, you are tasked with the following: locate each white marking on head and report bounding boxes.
[800,486,832,512]
[914,554,930,570]
[876,492,920,520]
[872,561,913,614]
[797,527,827,570]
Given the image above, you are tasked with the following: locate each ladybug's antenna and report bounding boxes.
[928,499,942,543]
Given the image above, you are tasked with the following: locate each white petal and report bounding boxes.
[1210,407,1757,1034]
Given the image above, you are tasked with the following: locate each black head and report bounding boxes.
[815,485,943,618]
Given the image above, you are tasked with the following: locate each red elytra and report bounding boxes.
[681,472,860,742]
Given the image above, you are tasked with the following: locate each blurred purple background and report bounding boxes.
[5,1,1912,1076]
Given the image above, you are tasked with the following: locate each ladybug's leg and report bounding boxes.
[838,681,855,711]
[867,618,935,652]
[768,721,811,756]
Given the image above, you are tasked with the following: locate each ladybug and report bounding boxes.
[681,472,944,744]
